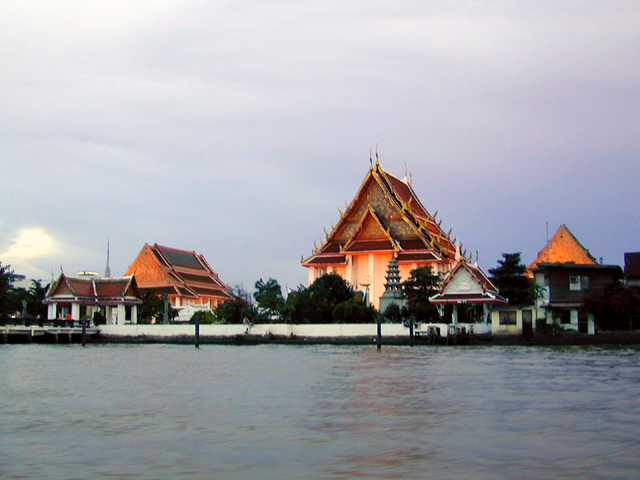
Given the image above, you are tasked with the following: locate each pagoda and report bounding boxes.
[302,157,460,309]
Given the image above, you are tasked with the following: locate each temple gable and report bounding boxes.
[302,160,461,308]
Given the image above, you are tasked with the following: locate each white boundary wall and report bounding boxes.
[99,323,490,338]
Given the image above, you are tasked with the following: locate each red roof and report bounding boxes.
[302,161,459,267]
[126,244,233,302]
[624,252,640,279]
[45,274,141,305]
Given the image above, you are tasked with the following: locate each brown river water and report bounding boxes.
[1,344,639,479]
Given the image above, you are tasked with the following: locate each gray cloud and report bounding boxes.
[1,1,638,289]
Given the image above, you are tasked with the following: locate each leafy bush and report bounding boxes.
[189,310,218,324]
[536,320,564,336]
[382,303,403,323]
[332,298,377,324]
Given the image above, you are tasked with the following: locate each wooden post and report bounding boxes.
[81,318,86,347]
[376,313,382,350]
[194,315,200,349]
[409,317,414,347]
[162,294,169,325]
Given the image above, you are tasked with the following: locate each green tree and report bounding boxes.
[489,253,534,305]
[189,310,218,325]
[582,282,640,331]
[332,298,377,323]
[254,278,285,320]
[27,280,49,318]
[402,266,441,323]
[286,273,357,324]
[137,291,165,324]
[382,303,403,323]
[214,296,255,324]
[0,263,21,317]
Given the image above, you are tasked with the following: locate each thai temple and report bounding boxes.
[302,158,461,309]
[126,243,233,322]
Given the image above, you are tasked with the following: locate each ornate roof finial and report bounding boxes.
[369,148,373,168]
[455,239,461,263]
[475,251,479,267]
[375,144,380,166]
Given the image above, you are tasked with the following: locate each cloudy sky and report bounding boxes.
[1,1,639,292]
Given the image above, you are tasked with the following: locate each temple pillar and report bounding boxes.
[131,305,138,324]
[48,304,57,320]
[71,303,80,321]
[368,254,375,304]
[117,304,126,325]
[452,305,459,324]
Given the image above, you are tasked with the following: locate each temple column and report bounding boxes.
[48,304,57,320]
[131,305,138,324]
[346,256,352,286]
[71,303,80,321]
[117,304,126,325]
[368,254,375,304]
[452,305,459,324]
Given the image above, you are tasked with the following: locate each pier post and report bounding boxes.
[194,315,200,349]
[409,318,414,347]
[81,318,86,347]
[376,313,382,350]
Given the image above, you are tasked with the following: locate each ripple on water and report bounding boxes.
[0,344,639,479]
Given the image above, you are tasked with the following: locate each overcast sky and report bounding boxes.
[1,0,639,293]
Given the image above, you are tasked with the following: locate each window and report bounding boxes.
[499,311,517,325]
[569,275,581,291]
[569,275,590,290]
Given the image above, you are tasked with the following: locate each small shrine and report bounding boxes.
[429,252,507,325]
[44,273,142,325]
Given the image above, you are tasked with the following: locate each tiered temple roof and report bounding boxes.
[125,244,233,303]
[302,160,459,267]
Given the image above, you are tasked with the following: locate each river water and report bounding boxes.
[1,344,639,480]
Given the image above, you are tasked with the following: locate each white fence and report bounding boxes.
[98,322,491,339]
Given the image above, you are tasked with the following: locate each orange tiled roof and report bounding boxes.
[526,225,596,276]
[126,244,233,301]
